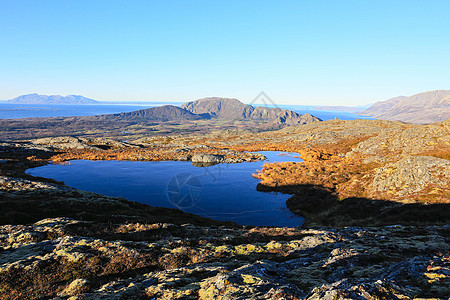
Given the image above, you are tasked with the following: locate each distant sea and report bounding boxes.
[0,102,373,121]
[275,105,373,121]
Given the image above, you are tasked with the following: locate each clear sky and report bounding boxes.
[1,1,449,106]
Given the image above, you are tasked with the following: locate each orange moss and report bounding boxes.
[49,146,259,164]
[253,155,376,200]
[419,147,450,160]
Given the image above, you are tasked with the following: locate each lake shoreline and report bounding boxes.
[1,126,449,298]
[26,151,305,227]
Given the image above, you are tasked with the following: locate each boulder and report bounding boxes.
[191,154,224,164]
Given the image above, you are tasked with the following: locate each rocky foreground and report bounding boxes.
[1,118,449,299]
[1,217,448,299]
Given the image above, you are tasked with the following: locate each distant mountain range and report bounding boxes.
[362,90,450,124]
[7,93,98,104]
[181,97,320,125]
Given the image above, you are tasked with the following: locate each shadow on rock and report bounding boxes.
[257,183,450,227]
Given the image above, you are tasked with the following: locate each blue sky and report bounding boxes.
[1,1,449,105]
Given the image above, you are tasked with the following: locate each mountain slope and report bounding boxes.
[106,105,204,122]
[362,90,450,123]
[181,97,254,119]
[362,96,407,116]
[181,97,321,124]
[250,106,318,125]
[7,93,98,104]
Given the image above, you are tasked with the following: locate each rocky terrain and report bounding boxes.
[251,118,450,204]
[0,217,448,299]
[0,117,449,299]
[362,90,450,123]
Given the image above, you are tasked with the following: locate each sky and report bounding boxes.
[0,1,449,106]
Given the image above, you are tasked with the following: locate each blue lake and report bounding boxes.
[27,151,304,227]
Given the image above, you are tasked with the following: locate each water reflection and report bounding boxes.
[27,151,304,227]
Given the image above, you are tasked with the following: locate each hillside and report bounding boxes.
[181,97,321,124]
[250,106,318,125]
[362,90,450,123]
[181,97,254,119]
[7,93,98,104]
[99,105,204,122]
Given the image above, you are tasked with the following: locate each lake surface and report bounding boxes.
[0,102,372,121]
[27,151,304,227]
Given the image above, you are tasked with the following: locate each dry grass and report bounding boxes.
[49,146,256,163]
[419,147,450,160]
[251,137,380,200]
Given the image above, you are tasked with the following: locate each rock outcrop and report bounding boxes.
[191,153,225,164]
[247,118,450,208]
[0,218,448,299]
[371,156,450,198]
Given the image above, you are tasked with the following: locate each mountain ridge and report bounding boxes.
[362,90,450,123]
[181,97,321,125]
[108,105,203,122]
[7,93,98,104]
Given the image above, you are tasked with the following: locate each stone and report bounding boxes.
[57,279,89,297]
[191,154,224,164]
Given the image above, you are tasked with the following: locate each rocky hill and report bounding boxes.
[181,97,254,119]
[98,105,203,122]
[6,93,99,104]
[181,97,321,125]
[362,90,450,123]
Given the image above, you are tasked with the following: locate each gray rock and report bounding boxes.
[57,278,89,297]
[371,155,450,197]
[191,154,224,164]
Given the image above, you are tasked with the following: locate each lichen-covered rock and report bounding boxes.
[31,137,98,150]
[57,278,89,297]
[371,156,450,201]
[0,218,448,299]
[191,153,225,164]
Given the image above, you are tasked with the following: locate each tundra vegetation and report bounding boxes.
[0,111,449,299]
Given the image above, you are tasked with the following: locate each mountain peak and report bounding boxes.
[181,97,254,119]
[181,97,321,125]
